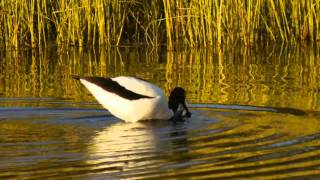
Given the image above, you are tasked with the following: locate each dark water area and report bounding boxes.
[0,44,320,179]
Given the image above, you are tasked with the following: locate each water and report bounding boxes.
[0,44,320,179]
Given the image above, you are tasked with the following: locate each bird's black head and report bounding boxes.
[168,87,191,118]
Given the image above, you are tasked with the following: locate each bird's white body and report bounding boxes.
[80,76,173,122]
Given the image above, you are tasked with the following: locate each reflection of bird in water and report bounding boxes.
[88,122,158,173]
[88,121,192,176]
[73,76,191,122]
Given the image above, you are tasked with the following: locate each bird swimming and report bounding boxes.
[73,76,191,122]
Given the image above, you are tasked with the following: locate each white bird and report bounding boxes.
[73,76,191,122]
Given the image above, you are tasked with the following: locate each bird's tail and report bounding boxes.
[72,75,81,80]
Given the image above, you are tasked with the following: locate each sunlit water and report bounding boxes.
[0,44,320,179]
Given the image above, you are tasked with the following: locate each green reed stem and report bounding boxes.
[0,0,319,48]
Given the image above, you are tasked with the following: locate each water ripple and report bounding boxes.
[0,104,319,179]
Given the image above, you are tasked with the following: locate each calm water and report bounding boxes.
[0,44,320,179]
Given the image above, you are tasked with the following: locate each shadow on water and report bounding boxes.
[192,104,308,116]
[0,44,320,179]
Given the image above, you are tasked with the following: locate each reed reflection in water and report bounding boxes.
[0,44,320,179]
[0,44,319,111]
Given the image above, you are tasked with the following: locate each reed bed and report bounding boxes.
[1,0,319,48]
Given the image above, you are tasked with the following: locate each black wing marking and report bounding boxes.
[74,76,153,100]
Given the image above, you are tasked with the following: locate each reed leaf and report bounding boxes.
[1,0,320,48]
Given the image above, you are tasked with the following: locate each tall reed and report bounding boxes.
[0,0,319,48]
[163,0,320,48]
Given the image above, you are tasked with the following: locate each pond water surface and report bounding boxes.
[0,44,320,179]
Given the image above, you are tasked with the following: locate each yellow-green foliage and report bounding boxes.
[163,0,320,48]
[0,0,319,48]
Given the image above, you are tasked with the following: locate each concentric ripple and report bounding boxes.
[0,102,320,179]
